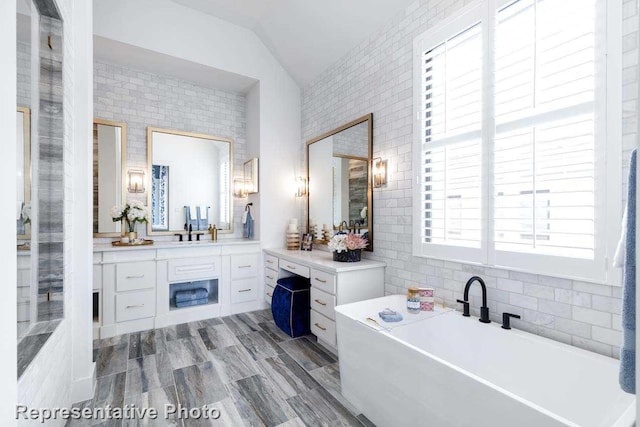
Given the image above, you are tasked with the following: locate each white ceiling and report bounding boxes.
[169,0,416,86]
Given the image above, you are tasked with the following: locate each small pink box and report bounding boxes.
[418,287,433,298]
[420,301,434,311]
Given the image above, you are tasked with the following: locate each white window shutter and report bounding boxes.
[419,21,484,255]
[494,0,598,261]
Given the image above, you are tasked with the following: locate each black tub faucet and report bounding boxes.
[458,276,491,323]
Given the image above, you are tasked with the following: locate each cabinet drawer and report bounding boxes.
[280,260,310,278]
[93,265,102,291]
[168,256,218,282]
[264,254,278,270]
[115,290,155,322]
[265,284,275,305]
[231,278,258,303]
[231,254,259,279]
[311,310,336,347]
[264,268,278,287]
[310,269,336,295]
[116,261,156,292]
[311,287,336,320]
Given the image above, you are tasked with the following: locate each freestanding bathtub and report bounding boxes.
[335,295,635,427]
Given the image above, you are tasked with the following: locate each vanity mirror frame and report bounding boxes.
[93,118,127,238]
[146,126,235,236]
[306,113,374,251]
[17,106,31,240]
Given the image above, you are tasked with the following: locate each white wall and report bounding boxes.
[0,0,18,421]
[93,0,302,249]
[93,60,248,239]
[245,83,261,239]
[302,0,637,358]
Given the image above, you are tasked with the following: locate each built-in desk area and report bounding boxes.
[263,248,385,350]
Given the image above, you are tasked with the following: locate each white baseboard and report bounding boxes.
[70,362,95,404]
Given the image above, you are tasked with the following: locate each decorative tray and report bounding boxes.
[112,239,154,247]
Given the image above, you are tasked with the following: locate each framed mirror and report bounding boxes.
[93,119,127,237]
[147,127,234,235]
[307,113,373,251]
[244,158,259,194]
[17,107,31,240]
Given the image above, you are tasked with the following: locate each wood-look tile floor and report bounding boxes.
[69,309,375,427]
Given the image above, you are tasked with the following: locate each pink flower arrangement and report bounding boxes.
[328,233,368,252]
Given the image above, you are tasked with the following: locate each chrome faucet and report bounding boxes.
[457,276,491,323]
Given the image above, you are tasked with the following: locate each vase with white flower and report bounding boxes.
[327,232,368,262]
[111,200,149,242]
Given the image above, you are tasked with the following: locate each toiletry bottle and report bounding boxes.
[407,287,420,314]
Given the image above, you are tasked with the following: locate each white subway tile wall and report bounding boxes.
[301,0,638,358]
[93,60,248,242]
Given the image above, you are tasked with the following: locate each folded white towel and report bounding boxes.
[200,206,208,220]
[242,210,248,224]
[614,207,627,268]
[17,201,23,220]
[189,205,197,220]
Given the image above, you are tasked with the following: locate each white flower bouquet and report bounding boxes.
[112,200,149,233]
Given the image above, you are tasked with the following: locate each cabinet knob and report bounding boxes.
[314,323,326,331]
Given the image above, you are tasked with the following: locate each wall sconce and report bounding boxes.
[373,158,387,188]
[127,169,146,193]
[295,177,308,197]
[234,179,249,198]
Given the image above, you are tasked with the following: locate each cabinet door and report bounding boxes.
[311,287,336,320]
[265,284,275,305]
[116,261,156,292]
[115,290,155,322]
[231,278,258,303]
[264,253,278,270]
[280,260,310,278]
[310,269,336,295]
[231,254,259,279]
[311,310,336,347]
[93,265,102,291]
[167,256,219,282]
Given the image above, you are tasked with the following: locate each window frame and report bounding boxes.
[412,0,622,285]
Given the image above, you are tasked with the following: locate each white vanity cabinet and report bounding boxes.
[100,248,157,337]
[263,248,385,351]
[94,240,262,338]
[263,253,278,305]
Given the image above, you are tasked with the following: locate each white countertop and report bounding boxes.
[264,247,386,273]
[94,238,260,252]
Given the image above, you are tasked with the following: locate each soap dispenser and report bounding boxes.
[208,224,218,241]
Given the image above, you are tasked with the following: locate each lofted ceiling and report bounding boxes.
[168,0,416,86]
